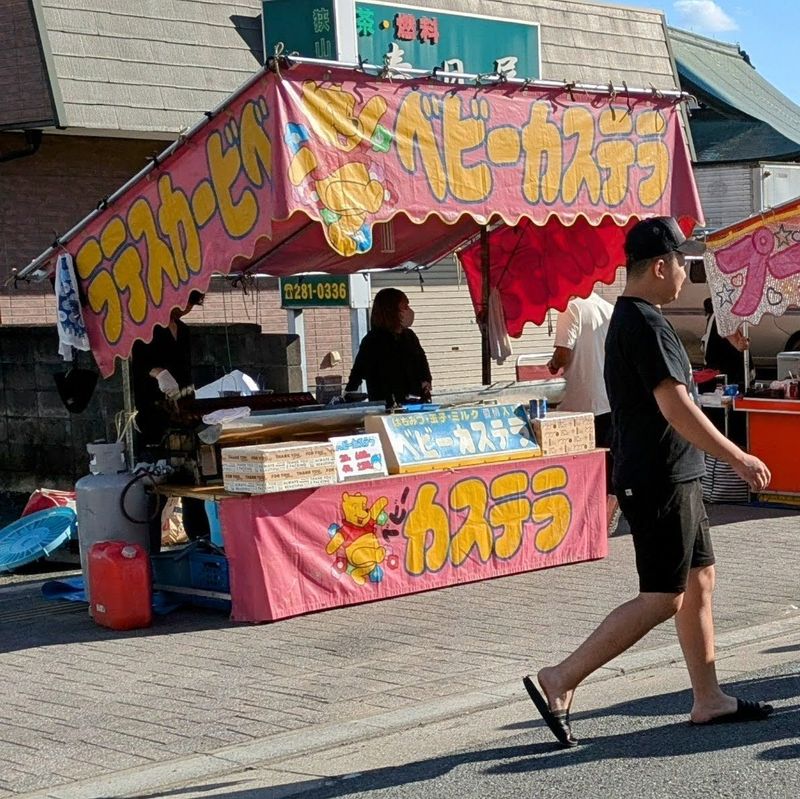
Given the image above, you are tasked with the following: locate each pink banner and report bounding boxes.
[219,452,607,622]
[49,63,701,376]
[705,196,800,336]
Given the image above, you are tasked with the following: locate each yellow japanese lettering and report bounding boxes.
[561,107,601,205]
[86,271,123,344]
[442,96,492,202]
[112,246,147,324]
[489,472,531,560]
[75,238,103,280]
[449,478,493,566]
[127,198,179,305]
[206,128,258,238]
[531,467,572,552]
[395,92,447,201]
[487,126,521,165]
[597,108,636,206]
[239,98,272,187]
[157,175,201,278]
[403,483,449,575]
[521,102,563,204]
[191,181,217,226]
[100,217,127,260]
[301,80,387,152]
[636,110,669,207]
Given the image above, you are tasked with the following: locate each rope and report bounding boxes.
[114,409,139,442]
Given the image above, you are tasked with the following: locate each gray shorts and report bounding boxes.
[617,478,715,593]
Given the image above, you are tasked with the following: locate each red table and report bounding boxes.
[734,396,800,504]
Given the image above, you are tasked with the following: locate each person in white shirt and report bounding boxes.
[547,292,618,532]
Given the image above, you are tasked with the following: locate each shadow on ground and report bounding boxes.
[124,673,799,799]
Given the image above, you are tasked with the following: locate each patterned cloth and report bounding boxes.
[55,252,90,359]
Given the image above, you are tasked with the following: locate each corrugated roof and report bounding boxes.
[32,0,678,135]
[669,26,800,159]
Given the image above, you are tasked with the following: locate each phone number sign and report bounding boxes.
[280,275,351,308]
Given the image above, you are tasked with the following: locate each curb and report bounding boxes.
[18,612,800,799]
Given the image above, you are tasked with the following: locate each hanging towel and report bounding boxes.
[55,252,90,359]
[488,287,513,365]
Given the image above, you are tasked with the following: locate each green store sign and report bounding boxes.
[263,0,337,60]
[279,275,351,308]
[262,1,540,80]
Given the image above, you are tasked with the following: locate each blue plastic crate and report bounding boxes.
[150,543,230,612]
[189,551,229,593]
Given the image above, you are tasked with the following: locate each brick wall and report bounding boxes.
[190,281,355,393]
[0,0,55,127]
[0,133,171,296]
[0,324,302,493]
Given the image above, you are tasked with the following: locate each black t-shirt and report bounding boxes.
[345,328,432,406]
[130,320,193,446]
[604,296,705,488]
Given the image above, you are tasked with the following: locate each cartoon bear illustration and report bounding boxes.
[315,163,385,257]
[327,492,389,585]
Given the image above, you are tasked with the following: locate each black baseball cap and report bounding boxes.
[624,217,706,263]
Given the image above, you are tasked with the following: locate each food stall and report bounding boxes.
[15,57,704,621]
[704,196,800,505]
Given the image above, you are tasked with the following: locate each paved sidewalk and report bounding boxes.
[0,505,797,797]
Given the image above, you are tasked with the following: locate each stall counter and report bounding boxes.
[734,396,800,502]
[213,450,607,623]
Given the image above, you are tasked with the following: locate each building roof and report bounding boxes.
[31,0,679,136]
[669,26,800,161]
[36,0,265,135]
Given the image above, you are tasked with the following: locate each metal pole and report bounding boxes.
[287,309,308,392]
[120,358,136,469]
[480,226,492,386]
[742,321,751,392]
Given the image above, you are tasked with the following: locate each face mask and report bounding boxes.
[399,308,415,328]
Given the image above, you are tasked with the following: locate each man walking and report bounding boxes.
[547,292,618,532]
[523,217,773,747]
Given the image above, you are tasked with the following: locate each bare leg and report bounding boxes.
[674,565,737,722]
[538,592,682,713]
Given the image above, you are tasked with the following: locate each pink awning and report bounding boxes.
[705,196,800,336]
[30,62,703,375]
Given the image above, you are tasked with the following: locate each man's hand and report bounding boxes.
[731,453,771,491]
[547,346,573,375]
[654,379,771,491]
[726,329,750,352]
[155,369,181,400]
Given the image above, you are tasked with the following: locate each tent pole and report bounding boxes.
[481,225,491,386]
[120,359,136,469]
[743,322,751,392]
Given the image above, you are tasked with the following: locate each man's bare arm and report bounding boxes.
[653,378,770,491]
[547,346,573,374]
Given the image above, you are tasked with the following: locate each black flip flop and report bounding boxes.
[522,675,578,748]
[689,698,774,726]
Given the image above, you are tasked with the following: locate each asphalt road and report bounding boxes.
[163,650,800,799]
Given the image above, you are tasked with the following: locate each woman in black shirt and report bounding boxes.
[345,288,432,407]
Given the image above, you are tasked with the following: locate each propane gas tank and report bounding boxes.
[75,442,151,603]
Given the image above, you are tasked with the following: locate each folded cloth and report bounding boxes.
[488,287,513,365]
[55,252,90,359]
[201,406,251,426]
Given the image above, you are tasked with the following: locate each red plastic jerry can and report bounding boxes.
[88,541,152,630]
